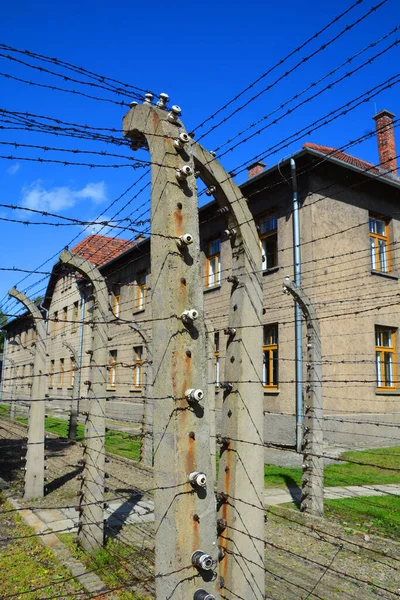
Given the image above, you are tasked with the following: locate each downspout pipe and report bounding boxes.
[76,283,86,422]
[291,158,303,453]
[0,337,8,402]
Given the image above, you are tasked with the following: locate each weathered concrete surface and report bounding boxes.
[59,250,109,552]
[123,102,219,600]
[8,288,47,500]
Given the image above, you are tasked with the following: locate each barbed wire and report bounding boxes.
[192,0,365,133]
[197,0,390,145]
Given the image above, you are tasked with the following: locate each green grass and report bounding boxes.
[264,446,400,488]
[0,495,83,599]
[0,403,9,418]
[325,495,400,539]
[61,534,152,599]
[0,408,142,462]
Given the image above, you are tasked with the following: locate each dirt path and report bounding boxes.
[0,417,399,600]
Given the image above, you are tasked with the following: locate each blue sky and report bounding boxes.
[1,0,400,313]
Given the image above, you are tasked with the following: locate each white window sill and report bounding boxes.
[264,388,280,395]
[132,308,145,315]
[130,388,143,393]
[204,284,221,293]
[375,389,399,395]
[262,266,280,276]
[106,387,116,392]
[371,269,398,280]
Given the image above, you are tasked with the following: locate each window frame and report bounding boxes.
[61,306,68,333]
[53,311,58,337]
[263,324,279,389]
[49,360,55,387]
[133,346,143,389]
[137,273,146,311]
[375,326,397,390]
[206,238,221,288]
[69,357,75,388]
[369,214,391,274]
[59,358,65,388]
[109,350,117,389]
[72,301,79,332]
[113,287,121,317]
[258,211,278,272]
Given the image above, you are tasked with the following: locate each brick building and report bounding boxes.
[2,109,400,448]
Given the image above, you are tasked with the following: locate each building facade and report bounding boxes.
[2,109,400,449]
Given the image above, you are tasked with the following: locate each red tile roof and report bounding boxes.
[71,235,135,267]
[303,142,399,182]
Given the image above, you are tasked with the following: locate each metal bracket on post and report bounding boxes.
[123,102,220,600]
[8,287,47,500]
[62,340,79,441]
[59,250,109,551]
[282,277,324,516]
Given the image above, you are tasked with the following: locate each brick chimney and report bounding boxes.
[372,109,397,175]
[247,161,266,179]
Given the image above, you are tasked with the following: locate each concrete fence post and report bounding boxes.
[283,277,324,516]
[59,250,109,551]
[8,287,47,500]
[123,101,220,600]
[192,144,265,600]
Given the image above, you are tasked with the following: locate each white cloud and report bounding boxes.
[8,163,20,175]
[20,180,107,212]
[74,182,107,205]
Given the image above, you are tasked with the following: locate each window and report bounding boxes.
[206,239,221,288]
[72,301,79,331]
[21,365,25,387]
[263,325,278,389]
[113,287,121,317]
[29,363,34,387]
[59,358,65,388]
[370,215,390,273]
[70,358,75,388]
[49,360,55,387]
[214,332,220,388]
[376,327,396,389]
[137,274,146,310]
[109,350,117,389]
[22,330,28,346]
[53,311,58,336]
[32,328,36,343]
[133,346,143,388]
[259,213,278,271]
[61,307,68,333]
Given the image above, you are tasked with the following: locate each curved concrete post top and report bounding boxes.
[123,102,262,294]
[283,277,318,325]
[9,287,44,324]
[62,339,78,361]
[59,250,109,320]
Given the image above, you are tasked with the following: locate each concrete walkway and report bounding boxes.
[34,484,400,533]
[37,499,154,534]
[263,483,400,506]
